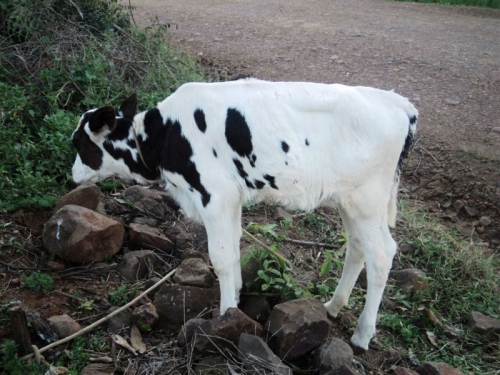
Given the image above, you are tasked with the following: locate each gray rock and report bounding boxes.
[492,127,500,134]
[389,268,428,292]
[132,216,158,227]
[444,98,460,106]
[180,249,211,264]
[173,258,215,288]
[47,314,81,338]
[416,362,464,375]
[239,333,292,375]
[464,205,479,217]
[239,296,271,324]
[469,311,500,337]
[273,207,293,222]
[478,216,492,227]
[54,183,101,213]
[323,365,358,375]
[177,318,207,347]
[43,205,124,265]
[154,284,218,333]
[265,299,330,360]
[194,308,263,353]
[107,307,132,333]
[313,338,353,374]
[144,276,163,298]
[123,186,165,219]
[116,250,158,281]
[129,223,173,253]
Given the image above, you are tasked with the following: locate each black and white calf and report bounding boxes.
[71,79,418,349]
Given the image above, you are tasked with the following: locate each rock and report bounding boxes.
[193,355,227,375]
[116,250,158,281]
[143,277,163,299]
[239,333,292,375]
[389,268,428,292]
[464,206,479,217]
[46,261,66,271]
[133,303,158,331]
[273,207,293,222]
[313,338,353,374]
[132,216,158,227]
[383,348,402,364]
[54,183,101,213]
[395,367,420,375]
[453,200,465,213]
[444,98,460,106]
[123,186,165,219]
[194,308,264,353]
[104,198,130,215]
[399,243,417,255]
[177,318,207,347]
[180,249,211,264]
[173,258,216,288]
[89,262,115,278]
[469,311,500,336]
[478,216,492,227]
[43,205,124,265]
[154,284,218,333]
[416,361,464,375]
[129,223,173,253]
[81,363,115,375]
[107,307,132,333]
[265,299,330,360]
[163,223,204,251]
[47,314,81,338]
[239,296,271,324]
[491,127,500,134]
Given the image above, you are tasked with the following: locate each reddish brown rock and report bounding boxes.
[47,314,81,338]
[173,258,215,288]
[416,362,464,375]
[389,268,428,292]
[43,205,124,264]
[129,223,173,253]
[54,183,101,213]
[395,367,420,375]
[469,311,500,337]
[194,308,263,353]
[116,250,158,281]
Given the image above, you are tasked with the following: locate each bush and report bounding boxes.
[0,0,203,212]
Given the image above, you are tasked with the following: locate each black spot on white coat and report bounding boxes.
[161,119,211,207]
[194,109,207,133]
[281,141,289,153]
[225,108,256,165]
[263,174,278,190]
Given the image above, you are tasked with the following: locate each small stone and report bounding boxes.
[383,348,403,364]
[313,338,353,374]
[132,216,158,227]
[116,250,158,281]
[416,361,464,375]
[464,206,479,217]
[107,307,132,333]
[469,311,500,336]
[491,127,500,134]
[478,216,492,227]
[194,308,264,353]
[399,243,417,255]
[46,261,66,271]
[389,268,428,292]
[177,318,207,347]
[444,98,460,106]
[239,296,271,324]
[129,223,173,253]
[323,365,357,375]
[173,258,215,288]
[239,333,292,375]
[133,303,158,330]
[180,249,211,264]
[47,314,81,338]
[273,207,293,222]
[54,183,101,213]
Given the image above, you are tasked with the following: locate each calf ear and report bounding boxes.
[119,93,137,120]
[88,106,116,133]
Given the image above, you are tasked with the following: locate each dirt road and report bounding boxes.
[130,0,500,241]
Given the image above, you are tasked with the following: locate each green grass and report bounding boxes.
[390,0,500,8]
[0,0,204,212]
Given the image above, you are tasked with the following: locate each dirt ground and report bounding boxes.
[130,0,500,246]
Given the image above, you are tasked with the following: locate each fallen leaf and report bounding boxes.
[130,325,146,354]
[426,331,439,348]
[111,333,137,355]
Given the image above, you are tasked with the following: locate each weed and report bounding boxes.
[246,222,284,242]
[21,271,54,292]
[0,340,45,374]
[109,284,137,306]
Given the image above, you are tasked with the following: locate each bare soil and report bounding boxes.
[131,0,500,246]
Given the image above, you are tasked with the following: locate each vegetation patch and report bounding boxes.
[0,0,203,212]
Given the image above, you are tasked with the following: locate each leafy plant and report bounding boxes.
[109,284,137,306]
[0,340,45,374]
[22,271,54,292]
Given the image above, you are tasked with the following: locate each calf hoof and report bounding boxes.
[350,332,371,352]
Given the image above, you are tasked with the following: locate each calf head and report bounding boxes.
[71,94,143,184]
